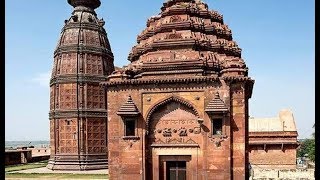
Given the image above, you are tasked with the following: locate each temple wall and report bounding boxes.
[107,81,249,180]
[230,83,248,180]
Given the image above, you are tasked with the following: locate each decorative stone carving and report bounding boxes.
[205,92,229,113]
[208,135,228,147]
[165,31,183,40]
[117,95,140,116]
[48,0,113,170]
[170,15,182,23]
[162,128,172,137]
[178,127,188,136]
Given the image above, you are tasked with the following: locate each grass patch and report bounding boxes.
[5,173,109,179]
[5,161,48,172]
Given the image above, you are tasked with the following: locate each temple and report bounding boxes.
[47,0,114,170]
[48,0,301,179]
[102,0,254,179]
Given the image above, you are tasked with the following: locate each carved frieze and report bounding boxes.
[170,15,182,23]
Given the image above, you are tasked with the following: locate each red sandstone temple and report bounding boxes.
[48,0,298,179]
[47,0,114,170]
[103,0,254,179]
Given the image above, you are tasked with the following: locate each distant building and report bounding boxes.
[5,149,32,166]
[5,147,50,166]
[248,109,299,169]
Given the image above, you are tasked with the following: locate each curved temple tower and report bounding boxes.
[48,0,114,170]
[102,0,254,179]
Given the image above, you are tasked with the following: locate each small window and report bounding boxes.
[212,119,222,135]
[125,119,135,136]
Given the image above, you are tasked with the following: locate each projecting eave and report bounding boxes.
[100,76,253,88]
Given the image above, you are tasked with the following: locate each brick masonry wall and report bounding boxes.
[249,145,296,169]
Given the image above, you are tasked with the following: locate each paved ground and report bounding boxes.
[7,167,109,174]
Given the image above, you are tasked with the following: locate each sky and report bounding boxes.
[5,0,314,141]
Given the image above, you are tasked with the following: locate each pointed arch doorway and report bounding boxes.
[145,96,201,180]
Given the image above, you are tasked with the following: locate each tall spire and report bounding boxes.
[47,0,114,171]
[68,0,101,9]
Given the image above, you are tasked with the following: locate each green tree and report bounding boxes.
[298,125,315,162]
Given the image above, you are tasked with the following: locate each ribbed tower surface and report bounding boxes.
[47,0,114,170]
[108,0,248,82]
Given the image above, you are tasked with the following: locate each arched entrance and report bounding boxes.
[146,96,201,180]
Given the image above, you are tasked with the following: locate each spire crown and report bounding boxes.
[68,0,101,9]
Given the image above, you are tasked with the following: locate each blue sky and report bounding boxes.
[5,0,314,141]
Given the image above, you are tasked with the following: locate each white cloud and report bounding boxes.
[31,71,51,87]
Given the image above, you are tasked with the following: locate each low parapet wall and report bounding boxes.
[252,169,315,180]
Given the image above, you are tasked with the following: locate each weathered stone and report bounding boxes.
[48,0,114,170]
[102,1,254,179]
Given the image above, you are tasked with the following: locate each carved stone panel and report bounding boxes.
[84,30,101,47]
[50,86,55,110]
[148,101,199,145]
[50,120,55,154]
[59,84,77,109]
[61,29,79,45]
[58,118,78,154]
[85,54,103,75]
[85,85,105,109]
[60,53,77,75]
[86,118,107,154]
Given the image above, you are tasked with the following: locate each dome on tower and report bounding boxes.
[108,0,248,81]
[68,0,101,9]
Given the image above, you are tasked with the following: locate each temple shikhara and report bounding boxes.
[47,0,114,170]
[48,0,298,179]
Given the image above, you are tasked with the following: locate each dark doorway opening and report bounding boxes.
[166,161,186,180]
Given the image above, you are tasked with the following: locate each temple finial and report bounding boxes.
[68,0,101,9]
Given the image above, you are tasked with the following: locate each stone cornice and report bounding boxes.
[50,74,107,86]
[49,109,107,119]
[129,38,241,61]
[249,131,298,137]
[248,141,299,145]
[141,68,205,75]
[137,21,232,43]
[63,23,107,34]
[140,60,205,72]
[54,45,114,58]
[160,5,223,23]
[102,76,253,87]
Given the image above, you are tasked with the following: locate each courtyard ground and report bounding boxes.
[5,162,109,179]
